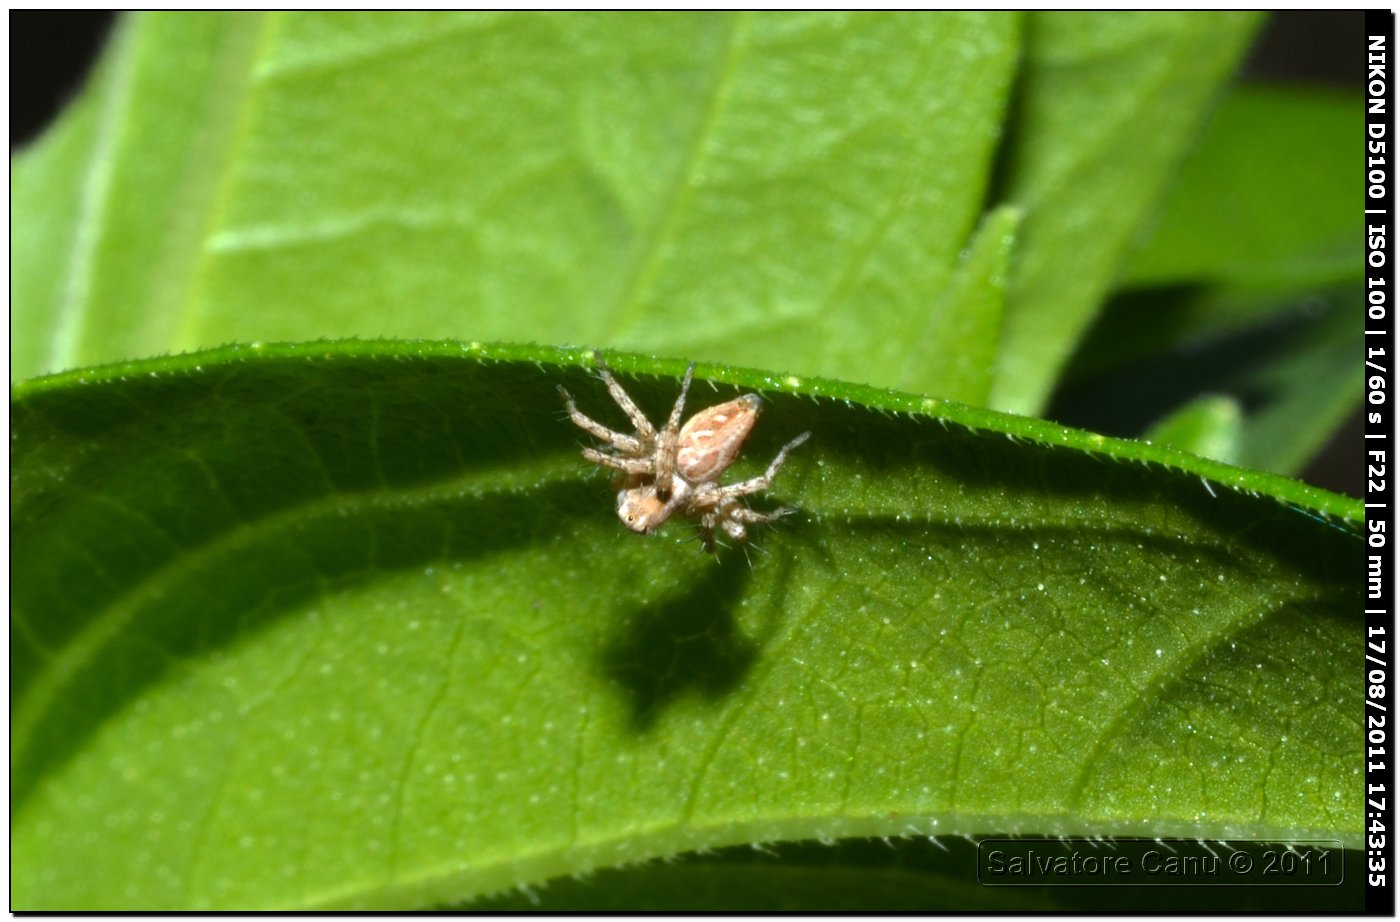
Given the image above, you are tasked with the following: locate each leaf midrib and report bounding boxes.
[603,11,752,342]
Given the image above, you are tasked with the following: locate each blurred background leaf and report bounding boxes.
[1051,82,1359,476]
[14,11,1024,398]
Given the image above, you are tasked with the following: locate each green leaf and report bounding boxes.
[11,10,1362,910]
[1144,394,1243,465]
[897,205,1020,404]
[11,11,1021,396]
[12,342,1362,909]
[12,14,268,381]
[1122,83,1358,294]
[1230,291,1360,475]
[14,12,1271,420]
[988,11,1263,415]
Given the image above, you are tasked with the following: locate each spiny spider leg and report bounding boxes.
[710,504,793,553]
[663,363,696,434]
[581,447,655,476]
[653,363,696,499]
[595,360,657,442]
[707,430,811,497]
[557,385,646,456]
[718,503,793,525]
[695,501,790,547]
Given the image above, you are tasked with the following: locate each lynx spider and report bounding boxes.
[558,360,810,552]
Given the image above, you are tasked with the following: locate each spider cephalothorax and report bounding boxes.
[559,361,810,552]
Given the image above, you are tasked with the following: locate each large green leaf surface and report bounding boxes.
[12,342,1362,909]
[13,11,1264,419]
[10,11,1019,400]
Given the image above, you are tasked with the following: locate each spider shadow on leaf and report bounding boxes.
[598,546,765,733]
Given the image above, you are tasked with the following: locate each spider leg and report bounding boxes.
[688,490,789,551]
[558,385,646,455]
[594,360,657,442]
[712,430,811,498]
[581,448,655,476]
[697,509,720,554]
[720,516,749,543]
[653,363,695,499]
[711,501,795,555]
[721,503,794,526]
[664,363,696,434]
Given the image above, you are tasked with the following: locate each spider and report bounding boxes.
[558,360,810,552]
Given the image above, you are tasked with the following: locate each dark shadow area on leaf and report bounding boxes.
[11,476,600,810]
[599,549,760,733]
[13,356,583,692]
[1054,281,1216,384]
[10,353,810,809]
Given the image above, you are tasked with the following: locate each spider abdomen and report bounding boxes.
[675,394,763,483]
